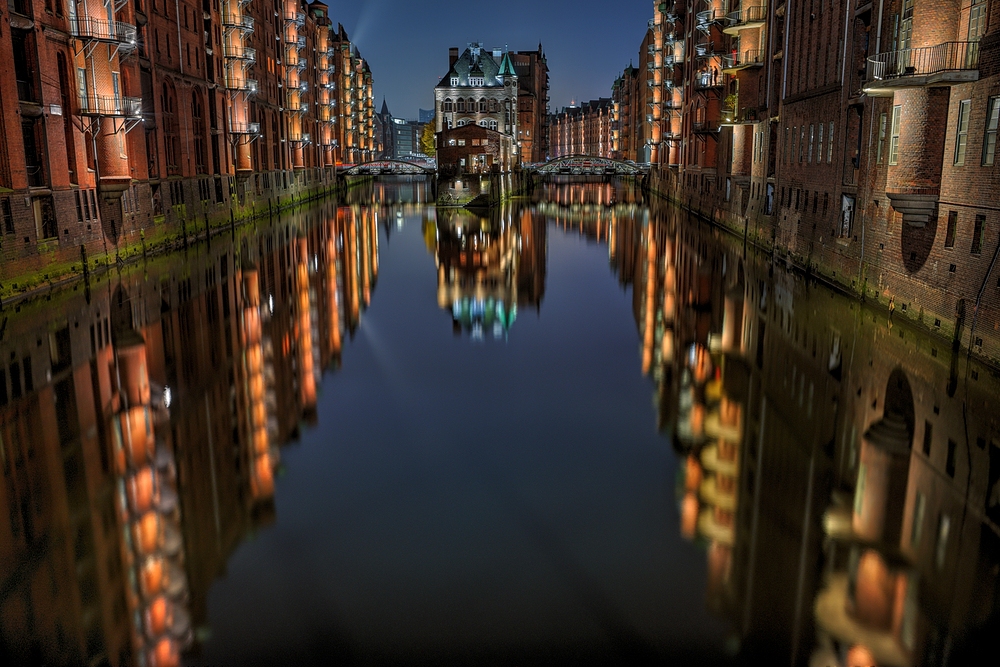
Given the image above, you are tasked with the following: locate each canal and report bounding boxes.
[1,179,998,666]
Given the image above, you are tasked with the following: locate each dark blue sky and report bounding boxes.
[329,0,653,120]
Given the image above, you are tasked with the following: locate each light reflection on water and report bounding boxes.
[0,176,997,666]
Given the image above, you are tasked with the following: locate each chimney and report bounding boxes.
[449,48,459,68]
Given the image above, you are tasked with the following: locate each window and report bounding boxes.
[2,198,13,234]
[955,100,971,165]
[889,106,901,165]
[799,126,806,162]
[911,491,926,547]
[828,121,835,163]
[808,124,814,162]
[450,77,458,86]
[792,126,797,163]
[457,99,465,112]
[899,0,914,50]
[935,514,950,570]
[972,214,985,254]
[443,99,452,112]
[947,439,957,477]
[984,96,999,165]
[969,0,988,41]
[945,211,957,248]
[785,127,790,164]
[818,122,824,163]
[877,112,887,163]
[76,67,88,111]
[923,421,933,454]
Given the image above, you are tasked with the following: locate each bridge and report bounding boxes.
[340,159,436,177]
[528,155,649,177]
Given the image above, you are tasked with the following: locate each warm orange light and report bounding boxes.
[681,492,699,539]
[141,556,165,597]
[134,512,161,555]
[846,644,877,667]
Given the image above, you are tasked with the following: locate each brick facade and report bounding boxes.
[0,0,377,302]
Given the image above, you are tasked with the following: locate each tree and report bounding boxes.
[420,119,436,156]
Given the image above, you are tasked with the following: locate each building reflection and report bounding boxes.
[634,200,1000,666]
[0,198,380,665]
[536,181,1000,665]
[430,203,546,340]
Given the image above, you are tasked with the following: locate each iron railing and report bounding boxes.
[69,17,137,45]
[229,121,260,134]
[867,41,980,81]
[726,5,769,29]
[78,94,142,117]
[722,49,765,69]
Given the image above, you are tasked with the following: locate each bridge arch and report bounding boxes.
[530,155,648,176]
[342,160,435,177]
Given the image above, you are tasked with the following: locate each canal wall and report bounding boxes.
[0,168,344,306]
[646,167,1000,368]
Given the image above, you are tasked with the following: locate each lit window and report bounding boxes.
[808,124,814,163]
[955,99,971,165]
[799,126,805,163]
[817,122,824,163]
[889,106,901,165]
[827,121,834,163]
[877,112,887,164]
[983,96,999,166]
[450,77,458,86]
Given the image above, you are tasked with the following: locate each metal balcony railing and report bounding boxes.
[722,49,765,70]
[693,120,720,133]
[225,76,258,93]
[69,17,137,47]
[867,41,980,83]
[223,45,256,61]
[285,11,305,26]
[229,121,260,135]
[223,15,254,33]
[289,132,311,144]
[725,5,769,33]
[696,9,724,32]
[78,94,142,117]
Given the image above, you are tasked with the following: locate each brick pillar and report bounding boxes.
[885,87,949,226]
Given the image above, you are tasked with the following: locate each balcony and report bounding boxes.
[285,10,305,26]
[287,101,309,114]
[289,132,311,145]
[225,76,258,94]
[229,121,260,135]
[724,5,768,35]
[78,94,142,117]
[722,49,765,73]
[696,10,724,33]
[223,15,254,34]
[223,45,256,62]
[864,41,980,96]
[69,17,137,49]
[695,71,724,89]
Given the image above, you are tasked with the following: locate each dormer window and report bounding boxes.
[470,77,484,87]
[451,77,459,87]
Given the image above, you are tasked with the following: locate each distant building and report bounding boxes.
[433,42,520,171]
[419,108,436,123]
[375,99,396,160]
[549,99,615,159]
[392,119,425,160]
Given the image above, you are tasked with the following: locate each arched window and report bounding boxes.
[161,80,180,175]
[479,98,487,112]
[457,99,466,112]
[457,119,469,127]
[443,98,453,112]
[488,120,498,131]
[489,99,498,112]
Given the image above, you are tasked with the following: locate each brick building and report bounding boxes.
[436,123,516,174]
[433,43,520,171]
[548,98,615,159]
[0,0,376,300]
[510,45,550,163]
[604,0,1000,366]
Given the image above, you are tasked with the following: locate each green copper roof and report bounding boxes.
[498,52,516,77]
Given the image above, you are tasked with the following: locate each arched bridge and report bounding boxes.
[528,155,649,176]
[341,159,435,177]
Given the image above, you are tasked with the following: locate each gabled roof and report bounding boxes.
[498,52,517,77]
[436,43,506,89]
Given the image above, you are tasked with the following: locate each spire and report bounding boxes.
[380,97,391,117]
[499,52,516,77]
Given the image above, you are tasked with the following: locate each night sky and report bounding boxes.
[328,0,653,120]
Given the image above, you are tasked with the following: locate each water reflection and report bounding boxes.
[0,179,997,665]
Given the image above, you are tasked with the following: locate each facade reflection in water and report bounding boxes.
[0,202,379,666]
[0,177,997,666]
